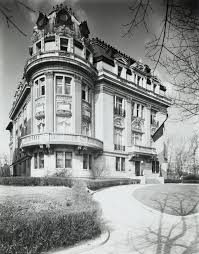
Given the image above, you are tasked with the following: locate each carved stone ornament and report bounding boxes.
[114,116,125,128]
[131,117,144,132]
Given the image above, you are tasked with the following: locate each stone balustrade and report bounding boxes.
[20,133,103,150]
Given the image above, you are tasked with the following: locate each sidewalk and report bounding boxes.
[49,184,199,254]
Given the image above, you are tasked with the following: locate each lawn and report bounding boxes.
[0,184,101,254]
[133,184,199,216]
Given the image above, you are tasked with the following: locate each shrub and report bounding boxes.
[183,180,199,184]
[164,179,182,183]
[0,177,140,189]
[86,178,140,190]
[0,164,10,177]
[182,174,199,181]
[0,200,101,254]
[0,181,101,254]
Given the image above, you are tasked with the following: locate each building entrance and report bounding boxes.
[135,161,141,176]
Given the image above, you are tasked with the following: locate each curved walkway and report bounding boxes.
[54,185,199,254]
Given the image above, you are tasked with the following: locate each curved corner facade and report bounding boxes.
[6,5,171,181]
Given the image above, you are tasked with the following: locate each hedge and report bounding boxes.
[164,179,182,183]
[182,180,199,184]
[0,202,101,254]
[0,181,102,254]
[182,174,199,181]
[0,177,140,190]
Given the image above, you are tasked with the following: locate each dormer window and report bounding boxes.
[60,38,68,51]
[118,66,122,77]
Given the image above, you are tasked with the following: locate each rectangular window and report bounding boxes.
[137,104,140,117]
[39,152,44,168]
[60,38,68,51]
[40,77,45,96]
[56,76,63,94]
[89,154,92,170]
[132,132,142,145]
[64,77,71,95]
[137,76,141,85]
[116,157,120,171]
[115,157,125,171]
[121,158,125,171]
[65,152,72,168]
[35,77,45,98]
[83,154,88,169]
[82,84,90,102]
[56,76,71,95]
[114,96,125,117]
[118,66,122,77]
[34,153,38,169]
[151,110,156,124]
[56,152,64,168]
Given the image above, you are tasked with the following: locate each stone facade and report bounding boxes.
[6,4,171,182]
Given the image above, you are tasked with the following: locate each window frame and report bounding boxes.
[115,157,125,172]
[34,151,44,169]
[34,76,46,99]
[55,75,72,96]
[83,154,92,170]
[56,151,72,169]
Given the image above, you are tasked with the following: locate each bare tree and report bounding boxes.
[124,0,199,119]
[0,0,36,36]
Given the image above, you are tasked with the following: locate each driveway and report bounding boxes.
[86,185,199,254]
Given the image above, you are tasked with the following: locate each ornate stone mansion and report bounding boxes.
[6,5,171,182]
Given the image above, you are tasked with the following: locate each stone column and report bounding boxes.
[125,98,132,147]
[45,71,54,132]
[73,75,82,134]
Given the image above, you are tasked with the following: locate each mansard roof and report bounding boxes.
[91,37,153,76]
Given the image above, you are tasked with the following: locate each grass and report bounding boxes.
[0,184,102,254]
[133,184,199,216]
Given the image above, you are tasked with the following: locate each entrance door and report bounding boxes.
[135,161,141,176]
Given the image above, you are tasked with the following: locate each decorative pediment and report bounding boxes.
[131,117,144,132]
[114,116,125,128]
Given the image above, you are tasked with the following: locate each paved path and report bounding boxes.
[86,185,199,254]
[52,184,199,254]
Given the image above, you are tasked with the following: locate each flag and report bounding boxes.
[152,113,168,142]
[36,12,48,30]
[152,122,164,142]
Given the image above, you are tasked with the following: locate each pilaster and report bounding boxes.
[126,97,132,147]
[144,104,151,147]
[73,75,82,134]
[45,71,54,132]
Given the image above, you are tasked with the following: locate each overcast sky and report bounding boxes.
[0,0,198,155]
